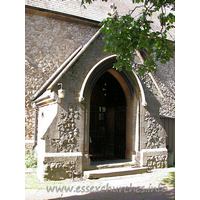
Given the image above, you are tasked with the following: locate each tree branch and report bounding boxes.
[128,5,144,16]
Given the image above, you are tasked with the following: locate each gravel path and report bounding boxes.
[25,168,175,200]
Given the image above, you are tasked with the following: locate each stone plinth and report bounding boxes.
[38,152,82,181]
[140,148,168,168]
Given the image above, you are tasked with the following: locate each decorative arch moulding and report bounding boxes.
[78,55,147,107]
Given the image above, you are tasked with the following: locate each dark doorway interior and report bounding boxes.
[89,72,126,161]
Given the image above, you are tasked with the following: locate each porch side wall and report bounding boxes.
[136,57,175,168]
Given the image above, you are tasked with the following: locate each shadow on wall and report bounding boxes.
[142,84,167,149]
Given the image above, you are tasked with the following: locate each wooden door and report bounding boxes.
[114,106,126,159]
[89,72,126,161]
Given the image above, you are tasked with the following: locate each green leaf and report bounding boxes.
[98,0,175,76]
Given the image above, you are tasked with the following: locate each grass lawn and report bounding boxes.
[161,171,175,187]
[25,173,72,190]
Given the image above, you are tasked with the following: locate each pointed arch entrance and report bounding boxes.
[79,55,148,168]
[89,71,126,161]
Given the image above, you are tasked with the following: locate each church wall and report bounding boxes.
[154,58,175,118]
[25,11,99,150]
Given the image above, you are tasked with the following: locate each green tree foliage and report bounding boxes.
[82,0,175,75]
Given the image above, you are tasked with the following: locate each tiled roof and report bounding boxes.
[25,0,138,22]
[25,0,174,40]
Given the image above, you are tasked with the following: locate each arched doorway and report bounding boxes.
[89,72,126,161]
[79,55,147,168]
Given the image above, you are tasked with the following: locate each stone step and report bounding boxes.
[84,167,148,179]
[95,161,136,170]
